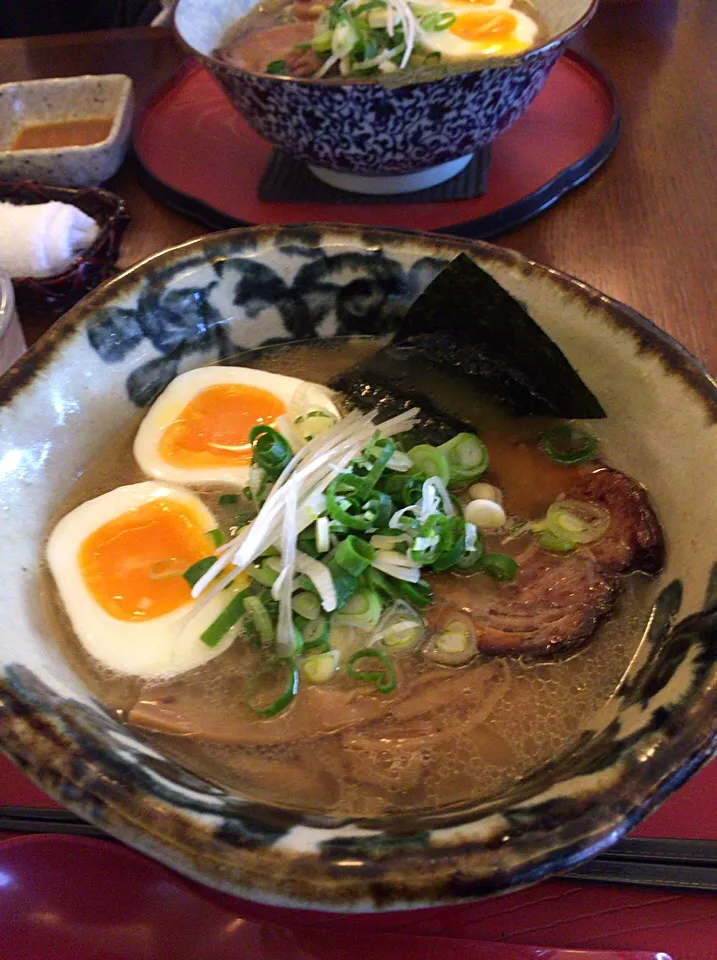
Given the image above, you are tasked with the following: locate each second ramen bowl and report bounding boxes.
[174,0,598,192]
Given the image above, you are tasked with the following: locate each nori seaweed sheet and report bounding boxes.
[331,345,477,447]
[332,254,606,424]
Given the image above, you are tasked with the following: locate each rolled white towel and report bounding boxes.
[0,201,100,279]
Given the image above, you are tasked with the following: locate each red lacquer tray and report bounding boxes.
[133,50,620,237]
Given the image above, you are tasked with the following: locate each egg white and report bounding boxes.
[420,7,539,58]
[46,481,245,679]
[133,366,341,488]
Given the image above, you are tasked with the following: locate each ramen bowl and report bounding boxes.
[1,224,717,918]
[173,0,598,193]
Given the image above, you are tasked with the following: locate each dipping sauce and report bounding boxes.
[10,117,113,151]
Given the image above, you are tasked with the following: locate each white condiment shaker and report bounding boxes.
[0,273,27,376]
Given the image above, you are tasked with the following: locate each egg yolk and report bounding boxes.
[450,10,523,51]
[79,498,212,622]
[158,383,287,468]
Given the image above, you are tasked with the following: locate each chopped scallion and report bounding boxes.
[200,589,250,648]
[244,658,299,717]
[539,425,598,465]
[478,552,518,582]
[346,648,397,694]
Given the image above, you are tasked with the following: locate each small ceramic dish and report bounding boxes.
[1,225,717,917]
[0,180,130,316]
[0,75,134,188]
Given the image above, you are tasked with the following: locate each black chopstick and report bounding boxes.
[568,857,717,893]
[1,806,87,823]
[3,806,717,892]
[595,836,717,868]
[0,814,108,839]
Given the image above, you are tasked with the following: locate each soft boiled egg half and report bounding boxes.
[46,482,247,679]
[134,366,341,487]
[418,0,540,59]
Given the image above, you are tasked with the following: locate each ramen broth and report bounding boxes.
[215,0,549,79]
[44,339,654,817]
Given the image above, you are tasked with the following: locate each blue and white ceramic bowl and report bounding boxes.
[173,0,598,191]
[1,225,717,915]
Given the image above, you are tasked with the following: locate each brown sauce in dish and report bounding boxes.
[41,339,659,817]
[11,117,113,151]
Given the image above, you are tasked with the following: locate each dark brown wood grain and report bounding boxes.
[1,2,715,370]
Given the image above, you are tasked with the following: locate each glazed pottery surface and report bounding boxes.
[1,224,716,913]
[0,75,134,188]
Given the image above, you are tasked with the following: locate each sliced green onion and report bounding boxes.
[249,424,292,477]
[244,658,299,717]
[424,615,475,666]
[371,601,423,651]
[438,433,489,487]
[410,514,443,564]
[294,409,337,442]
[362,438,395,489]
[432,515,467,572]
[200,589,250,648]
[218,493,240,506]
[346,648,397,694]
[301,650,340,684]
[183,556,217,588]
[420,10,456,31]
[365,566,400,601]
[266,59,286,74]
[407,444,451,485]
[312,29,334,53]
[539,425,598,465]
[545,498,610,543]
[302,614,330,649]
[292,590,322,621]
[327,557,362,609]
[334,535,377,576]
[326,474,371,529]
[247,555,282,588]
[379,472,426,506]
[243,595,275,645]
[456,523,483,569]
[206,527,225,548]
[539,530,577,553]
[398,578,433,608]
[333,588,382,628]
[478,552,518,582]
[315,515,330,553]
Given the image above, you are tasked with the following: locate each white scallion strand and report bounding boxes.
[390,0,417,68]
[275,479,298,653]
[190,407,419,603]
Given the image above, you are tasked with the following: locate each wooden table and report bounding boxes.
[0,0,715,369]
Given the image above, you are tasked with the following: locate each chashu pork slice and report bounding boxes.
[430,464,663,656]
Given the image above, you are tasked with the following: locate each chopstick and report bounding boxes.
[595,836,717,868]
[568,858,717,893]
[3,807,717,892]
[0,807,109,839]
